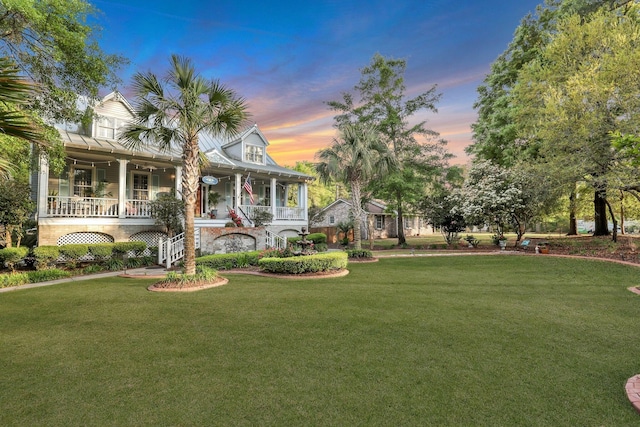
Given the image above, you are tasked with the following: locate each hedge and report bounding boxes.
[32,246,60,270]
[113,241,147,256]
[258,251,348,274]
[196,251,262,270]
[59,244,89,260]
[88,243,114,259]
[288,232,327,246]
[0,247,29,270]
[346,249,373,259]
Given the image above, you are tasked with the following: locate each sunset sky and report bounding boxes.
[93,0,542,166]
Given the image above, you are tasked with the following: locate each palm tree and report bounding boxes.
[0,57,44,178]
[316,122,394,249]
[120,55,248,275]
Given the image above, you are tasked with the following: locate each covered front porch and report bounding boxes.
[38,154,309,225]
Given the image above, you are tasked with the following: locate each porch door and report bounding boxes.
[132,173,149,200]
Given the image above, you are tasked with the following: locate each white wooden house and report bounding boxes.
[35,92,311,255]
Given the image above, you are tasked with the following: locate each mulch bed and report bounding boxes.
[147,277,229,292]
[221,268,349,280]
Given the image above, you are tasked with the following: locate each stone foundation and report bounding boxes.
[200,227,267,254]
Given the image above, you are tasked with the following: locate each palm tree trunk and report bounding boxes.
[350,180,363,250]
[182,138,200,276]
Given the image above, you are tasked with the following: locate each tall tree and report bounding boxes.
[469,0,635,234]
[328,53,451,245]
[121,55,249,275]
[512,5,640,237]
[0,0,126,122]
[459,161,555,244]
[316,122,393,250]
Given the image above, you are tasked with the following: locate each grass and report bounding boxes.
[2,256,640,425]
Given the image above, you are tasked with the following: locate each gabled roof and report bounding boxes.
[318,198,392,215]
[95,91,136,117]
[222,124,269,149]
[59,92,312,181]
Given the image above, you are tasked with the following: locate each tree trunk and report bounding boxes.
[4,229,11,248]
[605,198,617,243]
[350,181,362,250]
[619,190,625,235]
[182,137,200,276]
[568,188,578,235]
[593,189,610,236]
[396,193,406,246]
[368,214,375,250]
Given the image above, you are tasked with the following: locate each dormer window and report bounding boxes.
[97,116,126,139]
[245,145,264,164]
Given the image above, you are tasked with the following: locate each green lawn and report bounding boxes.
[2,256,640,425]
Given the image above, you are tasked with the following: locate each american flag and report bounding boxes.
[243,175,254,204]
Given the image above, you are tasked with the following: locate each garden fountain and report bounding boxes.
[296,227,316,255]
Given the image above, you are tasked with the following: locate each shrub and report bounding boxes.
[59,244,89,261]
[27,269,71,283]
[315,243,328,252]
[196,251,262,270]
[160,265,218,285]
[105,258,124,271]
[32,246,60,270]
[288,236,301,246]
[113,241,147,257]
[83,264,105,275]
[307,233,327,244]
[258,252,348,274]
[346,249,373,259]
[259,247,295,258]
[125,257,143,268]
[251,210,274,226]
[0,272,29,288]
[88,243,114,260]
[0,247,29,271]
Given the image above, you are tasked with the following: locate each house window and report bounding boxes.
[132,173,150,200]
[329,215,335,225]
[72,167,93,197]
[375,215,384,230]
[245,145,264,164]
[97,117,125,139]
[404,217,413,229]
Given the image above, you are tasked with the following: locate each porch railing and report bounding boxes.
[47,196,118,217]
[265,230,287,249]
[238,205,305,221]
[124,199,152,217]
[158,228,201,268]
[275,206,305,220]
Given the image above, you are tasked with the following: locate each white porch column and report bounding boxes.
[234,173,242,209]
[37,155,49,218]
[174,166,182,197]
[301,181,308,222]
[270,177,277,219]
[117,159,128,218]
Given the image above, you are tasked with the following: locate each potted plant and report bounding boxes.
[208,191,221,218]
[464,234,479,248]
[492,233,507,249]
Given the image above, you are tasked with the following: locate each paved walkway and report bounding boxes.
[0,266,166,293]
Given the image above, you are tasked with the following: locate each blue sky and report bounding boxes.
[92,0,542,165]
